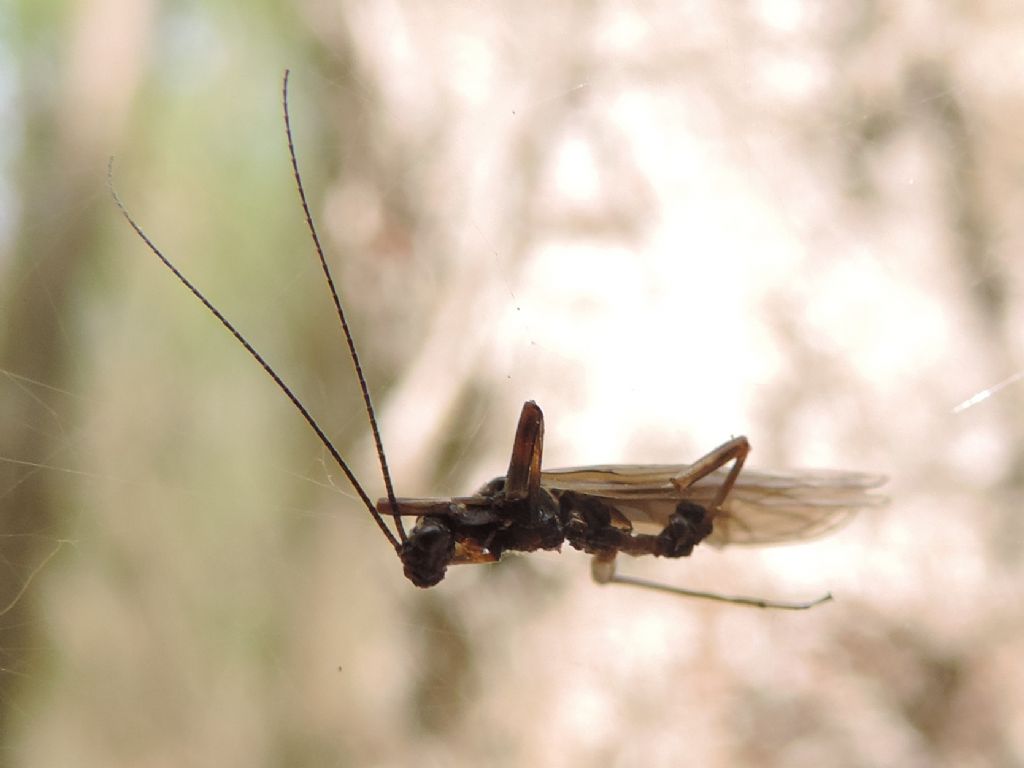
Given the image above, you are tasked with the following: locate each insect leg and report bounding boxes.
[504,401,544,503]
[493,402,569,553]
[576,467,831,608]
[671,436,750,513]
[590,551,618,584]
[589,548,829,608]
[604,571,833,610]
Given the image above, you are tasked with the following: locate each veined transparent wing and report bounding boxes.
[541,465,887,546]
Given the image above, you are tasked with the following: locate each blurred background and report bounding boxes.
[2,1,1023,766]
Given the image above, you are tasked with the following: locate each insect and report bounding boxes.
[111,71,885,610]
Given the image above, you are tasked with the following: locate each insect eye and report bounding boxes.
[400,518,456,588]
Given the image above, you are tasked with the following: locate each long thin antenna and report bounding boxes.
[282,70,406,544]
[108,163,402,554]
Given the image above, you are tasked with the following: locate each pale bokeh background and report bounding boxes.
[2,2,1023,766]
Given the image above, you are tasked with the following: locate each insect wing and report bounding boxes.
[541,465,886,546]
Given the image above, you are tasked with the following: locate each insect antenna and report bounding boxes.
[108,165,402,553]
[281,70,405,543]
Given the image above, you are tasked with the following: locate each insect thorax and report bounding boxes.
[554,490,713,560]
[399,481,715,588]
[399,481,565,588]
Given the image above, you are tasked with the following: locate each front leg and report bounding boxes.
[504,401,544,505]
[471,402,565,558]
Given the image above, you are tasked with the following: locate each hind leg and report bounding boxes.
[671,436,750,512]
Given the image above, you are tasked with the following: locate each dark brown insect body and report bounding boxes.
[388,401,883,607]
[113,71,885,610]
[393,401,721,588]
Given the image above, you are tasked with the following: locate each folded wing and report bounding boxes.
[541,465,887,547]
